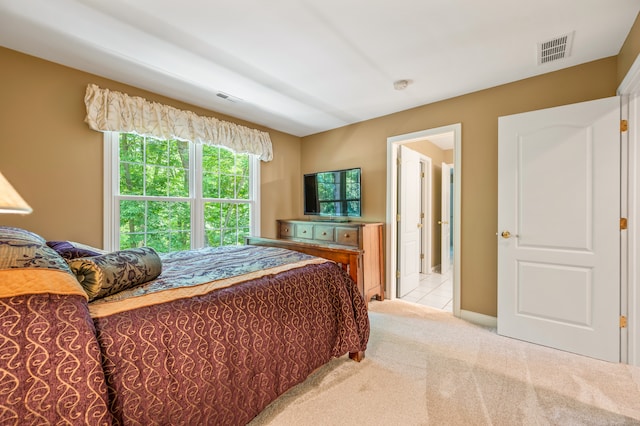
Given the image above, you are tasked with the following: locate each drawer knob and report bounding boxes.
[284,228,289,232]
[344,233,350,238]
[302,230,307,233]
[322,232,327,236]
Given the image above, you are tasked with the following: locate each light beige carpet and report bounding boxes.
[249,300,640,425]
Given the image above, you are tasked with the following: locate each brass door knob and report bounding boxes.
[500,231,518,239]
[438,220,449,225]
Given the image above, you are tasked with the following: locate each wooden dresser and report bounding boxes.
[276,219,385,304]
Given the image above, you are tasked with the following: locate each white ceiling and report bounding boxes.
[1,0,638,137]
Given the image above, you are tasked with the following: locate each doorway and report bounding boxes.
[386,123,461,317]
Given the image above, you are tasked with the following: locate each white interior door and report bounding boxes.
[440,163,451,273]
[420,157,432,275]
[498,96,621,362]
[398,145,422,297]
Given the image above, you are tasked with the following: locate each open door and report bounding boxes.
[440,163,451,273]
[497,96,621,362]
[398,145,422,297]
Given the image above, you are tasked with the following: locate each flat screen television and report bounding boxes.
[304,167,361,218]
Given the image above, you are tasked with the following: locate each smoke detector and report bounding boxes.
[393,79,412,90]
[538,32,574,65]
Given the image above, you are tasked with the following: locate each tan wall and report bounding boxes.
[301,57,619,317]
[0,47,301,246]
[618,13,640,85]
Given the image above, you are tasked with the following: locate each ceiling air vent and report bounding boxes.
[538,32,574,65]
[216,92,243,103]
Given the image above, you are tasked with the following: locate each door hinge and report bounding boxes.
[396,270,401,279]
[620,315,627,328]
[421,172,425,178]
[621,119,628,132]
[621,218,628,230]
[420,253,425,260]
[397,214,401,222]
[420,212,425,219]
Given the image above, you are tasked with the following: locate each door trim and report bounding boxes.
[619,53,640,366]
[386,123,461,317]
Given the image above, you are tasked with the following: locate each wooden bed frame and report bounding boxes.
[245,236,365,361]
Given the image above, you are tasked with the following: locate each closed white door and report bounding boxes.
[497,96,620,362]
[398,145,422,297]
[441,163,451,273]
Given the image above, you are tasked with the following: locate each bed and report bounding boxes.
[0,227,369,425]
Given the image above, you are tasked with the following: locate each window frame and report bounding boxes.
[103,132,260,252]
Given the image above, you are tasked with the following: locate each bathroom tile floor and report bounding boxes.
[400,269,453,312]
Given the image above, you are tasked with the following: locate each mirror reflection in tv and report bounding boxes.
[304,168,361,218]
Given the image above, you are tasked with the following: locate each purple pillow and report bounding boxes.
[46,240,107,260]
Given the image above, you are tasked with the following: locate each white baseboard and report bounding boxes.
[460,309,497,328]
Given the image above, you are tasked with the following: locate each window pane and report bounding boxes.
[146,165,169,196]
[120,200,145,232]
[202,172,219,198]
[145,139,169,166]
[119,134,144,163]
[236,155,249,175]
[120,200,145,249]
[120,232,145,250]
[168,231,191,252]
[237,176,249,199]
[202,146,220,174]
[170,202,191,230]
[119,200,191,253]
[204,202,249,247]
[221,203,237,229]
[201,145,250,201]
[219,174,235,198]
[146,232,169,253]
[120,163,144,195]
[204,202,221,229]
[238,203,250,228]
[146,230,190,253]
[147,202,170,232]
[205,229,221,247]
[169,140,189,168]
[119,135,191,198]
[219,148,235,172]
[169,168,189,197]
[222,229,237,245]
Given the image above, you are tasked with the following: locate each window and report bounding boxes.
[104,132,260,253]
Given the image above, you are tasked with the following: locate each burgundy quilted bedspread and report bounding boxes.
[0,270,112,425]
[90,246,370,425]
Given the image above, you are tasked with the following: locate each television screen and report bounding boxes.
[304,168,361,217]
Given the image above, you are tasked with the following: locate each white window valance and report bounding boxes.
[84,84,273,161]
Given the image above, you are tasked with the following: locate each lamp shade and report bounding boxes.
[0,171,32,214]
